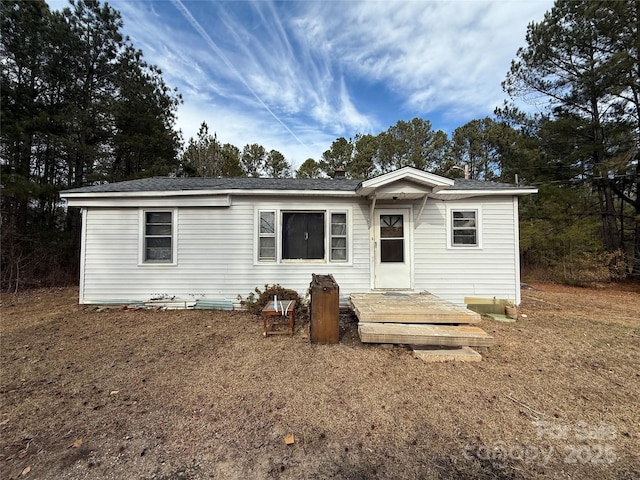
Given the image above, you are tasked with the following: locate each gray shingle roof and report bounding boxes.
[60,175,528,195]
[61,176,363,194]
[451,178,523,190]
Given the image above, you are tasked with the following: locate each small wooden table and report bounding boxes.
[262,300,296,337]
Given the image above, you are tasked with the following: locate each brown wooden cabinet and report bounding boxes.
[309,274,340,344]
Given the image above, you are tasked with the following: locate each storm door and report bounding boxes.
[373,209,411,289]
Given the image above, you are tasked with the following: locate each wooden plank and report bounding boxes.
[412,346,482,363]
[464,296,514,305]
[465,296,514,315]
[358,322,494,347]
[350,293,480,324]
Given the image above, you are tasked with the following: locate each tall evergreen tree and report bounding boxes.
[241,143,266,177]
[0,0,182,290]
[1,0,51,229]
[295,158,322,178]
[503,0,640,274]
[320,137,353,177]
[63,0,124,186]
[351,133,378,179]
[110,46,181,180]
[264,150,291,178]
[376,118,448,173]
[219,143,244,177]
[181,123,242,177]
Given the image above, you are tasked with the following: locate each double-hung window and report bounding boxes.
[143,211,174,262]
[451,210,478,247]
[330,212,348,261]
[258,211,276,261]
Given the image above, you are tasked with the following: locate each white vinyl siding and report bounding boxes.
[81,198,369,306]
[413,198,520,305]
[78,195,522,307]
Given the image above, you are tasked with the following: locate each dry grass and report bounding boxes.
[1,284,639,479]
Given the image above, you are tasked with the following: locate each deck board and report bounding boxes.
[358,322,495,347]
[350,293,480,324]
[412,346,482,363]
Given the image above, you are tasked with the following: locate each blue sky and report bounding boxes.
[51,0,554,169]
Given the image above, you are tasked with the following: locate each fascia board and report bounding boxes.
[60,188,359,199]
[431,188,538,199]
[65,195,231,208]
[61,189,361,208]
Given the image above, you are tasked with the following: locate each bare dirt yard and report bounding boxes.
[1,283,639,479]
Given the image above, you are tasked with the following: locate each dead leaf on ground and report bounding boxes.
[21,466,31,476]
[72,438,83,448]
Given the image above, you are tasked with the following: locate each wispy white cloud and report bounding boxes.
[172,0,318,157]
[295,0,553,120]
[47,0,553,168]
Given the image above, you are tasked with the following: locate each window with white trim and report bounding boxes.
[330,212,348,261]
[144,211,173,262]
[258,211,276,261]
[256,209,349,263]
[451,210,478,246]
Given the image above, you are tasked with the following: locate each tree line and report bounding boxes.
[181,122,292,178]
[182,116,513,181]
[1,0,638,290]
[1,0,181,289]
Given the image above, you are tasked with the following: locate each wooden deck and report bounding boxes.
[351,292,480,324]
[350,292,493,362]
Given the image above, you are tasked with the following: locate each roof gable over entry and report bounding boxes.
[357,167,454,200]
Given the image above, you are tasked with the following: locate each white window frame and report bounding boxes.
[254,207,351,264]
[446,205,482,249]
[258,210,277,262]
[138,208,178,266]
[329,210,349,263]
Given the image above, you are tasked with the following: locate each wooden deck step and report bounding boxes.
[350,293,480,324]
[358,322,495,347]
[412,346,482,363]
